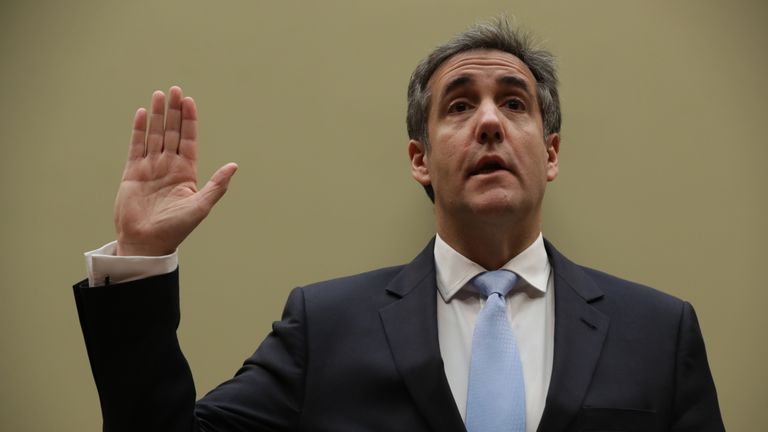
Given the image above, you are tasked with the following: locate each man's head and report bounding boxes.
[406,17,561,202]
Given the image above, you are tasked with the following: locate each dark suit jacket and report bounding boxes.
[74,238,725,431]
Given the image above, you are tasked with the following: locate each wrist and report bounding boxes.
[115,240,175,257]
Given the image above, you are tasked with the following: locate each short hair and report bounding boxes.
[406,17,561,201]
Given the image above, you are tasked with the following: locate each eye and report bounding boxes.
[448,101,471,113]
[504,98,525,111]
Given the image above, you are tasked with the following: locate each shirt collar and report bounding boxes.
[434,233,551,302]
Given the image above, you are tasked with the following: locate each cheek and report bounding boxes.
[438,149,466,182]
[429,135,464,169]
[511,139,550,176]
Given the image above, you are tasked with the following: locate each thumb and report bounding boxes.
[198,162,238,211]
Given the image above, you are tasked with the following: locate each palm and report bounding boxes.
[114,87,237,256]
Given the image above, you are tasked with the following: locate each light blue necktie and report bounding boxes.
[466,270,526,432]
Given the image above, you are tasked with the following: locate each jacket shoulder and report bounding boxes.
[544,238,686,313]
[300,265,406,305]
[577,265,688,321]
[581,266,682,302]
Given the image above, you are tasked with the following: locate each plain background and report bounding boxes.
[1,0,765,430]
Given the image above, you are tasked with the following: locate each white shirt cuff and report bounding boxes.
[84,241,178,287]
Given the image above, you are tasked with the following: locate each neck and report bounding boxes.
[435,211,542,270]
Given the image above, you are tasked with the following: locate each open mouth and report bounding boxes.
[473,162,507,175]
[470,156,510,176]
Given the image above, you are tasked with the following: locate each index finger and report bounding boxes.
[178,96,198,160]
[128,108,147,160]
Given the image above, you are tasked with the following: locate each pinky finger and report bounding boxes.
[129,108,147,160]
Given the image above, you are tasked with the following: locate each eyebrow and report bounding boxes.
[442,75,473,98]
[441,74,533,99]
[498,75,531,94]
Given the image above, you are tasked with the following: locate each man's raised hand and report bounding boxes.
[114,86,238,256]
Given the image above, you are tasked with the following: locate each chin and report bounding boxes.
[467,193,521,216]
[468,187,541,220]
[470,203,517,219]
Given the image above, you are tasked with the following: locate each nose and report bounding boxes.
[475,102,504,146]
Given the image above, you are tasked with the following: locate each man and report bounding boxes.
[74,18,725,431]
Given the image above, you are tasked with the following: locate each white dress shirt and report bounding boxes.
[85,234,554,431]
[85,241,177,287]
[434,233,554,432]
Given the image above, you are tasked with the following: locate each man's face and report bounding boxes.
[409,49,559,226]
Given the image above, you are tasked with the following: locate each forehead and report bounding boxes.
[428,49,537,95]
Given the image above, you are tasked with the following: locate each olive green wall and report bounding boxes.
[1,0,765,430]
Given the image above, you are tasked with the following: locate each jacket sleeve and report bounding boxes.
[670,301,726,431]
[73,270,307,432]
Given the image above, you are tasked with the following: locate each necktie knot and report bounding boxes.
[471,269,519,298]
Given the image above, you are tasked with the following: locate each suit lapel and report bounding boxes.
[379,238,466,432]
[378,238,609,432]
[537,240,609,432]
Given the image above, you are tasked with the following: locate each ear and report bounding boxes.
[545,133,560,182]
[408,139,431,187]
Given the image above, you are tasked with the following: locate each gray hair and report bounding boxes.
[405,18,561,201]
[407,17,561,143]
[406,17,561,146]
